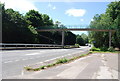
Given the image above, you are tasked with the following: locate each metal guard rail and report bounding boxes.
[0,43,63,49]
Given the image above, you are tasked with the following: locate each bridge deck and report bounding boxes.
[37,28,116,32]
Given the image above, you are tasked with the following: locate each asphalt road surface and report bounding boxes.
[2,46,91,79]
[9,53,119,79]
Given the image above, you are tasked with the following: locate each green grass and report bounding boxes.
[40,66,46,69]
[33,68,40,71]
[91,51,119,53]
[90,47,100,51]
[90,46,119,53]
[46,64,53,67]
[56,58,68,64]
[24,67,33,71]
[25,53,90,71]
[64,44,80,48]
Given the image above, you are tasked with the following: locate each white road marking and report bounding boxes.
[35,62,43,65]
[22,59,28,61]
[39,62,43,63]
[14,60,19,62]
[2,51,23,53]
[3,61,13,63]
[26,53,41,56]
[3,48,89,64]
[44,58,57,62]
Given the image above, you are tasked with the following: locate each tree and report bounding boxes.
[81,33,88,44]
[76,35,85,46]
[2,3,36,43]
[65,31,76,45]
[42,14,53,26]
[1,3,77,45]
[106,1,120,48]
[25,10,55,44]
[25,10,43,27]
[54,21,61,28]
[89,1,120,48]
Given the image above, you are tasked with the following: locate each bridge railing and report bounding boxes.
[36,25,90,30]
[36,25,116,30]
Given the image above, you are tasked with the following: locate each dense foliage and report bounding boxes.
[89,1,120,48]
[1,3,79,45]
[76,33,88,46]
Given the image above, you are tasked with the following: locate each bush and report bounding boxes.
[75,44,80,48]
[108,47,115,52]
[90,46,115,52]
[100,47,108,51]
[90,47,100,51]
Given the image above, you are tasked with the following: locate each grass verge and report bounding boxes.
[90,51,120,53]
[24,53,91,71]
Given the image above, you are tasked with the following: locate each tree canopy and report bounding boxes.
[89,1,120,48]
[1,3,77,45]
[76,34,88,46]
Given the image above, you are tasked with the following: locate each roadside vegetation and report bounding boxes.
[1,1,120,49]
[89,1,120,49]
[1,2,88,46]
[24,53,91,71]
[90,46,119,53]
[64,44,80,48]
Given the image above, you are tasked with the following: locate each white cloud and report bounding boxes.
[48,3,56,10]
[91,19,94,21]
[65,8,86,17]
[48,3,52,7]
[53,6,56,10]
[80,19,84,21]
[1,0,38,13]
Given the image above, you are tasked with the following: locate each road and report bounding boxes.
[2,46,90,79]
[9,53,119,79]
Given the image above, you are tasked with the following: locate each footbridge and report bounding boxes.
[36,25,116,48]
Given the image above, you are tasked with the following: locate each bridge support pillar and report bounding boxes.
[109,31,111,48]
[61,31,65,48]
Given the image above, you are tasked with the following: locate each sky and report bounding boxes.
[1,0,112,35]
